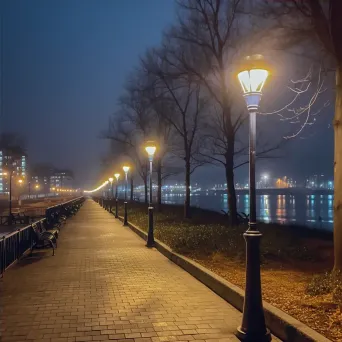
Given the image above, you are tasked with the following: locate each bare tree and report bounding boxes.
[159,0,250,225]
[0,132,27,157]
[104,108,149,203]
[141,47,207,219]
[139,78,182,210]
[259,0,342,272]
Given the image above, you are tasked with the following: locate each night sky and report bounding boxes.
[1,0,334,188]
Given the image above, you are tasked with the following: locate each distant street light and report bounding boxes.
[122,166,130,226]
[3,171,13,225]
[237,54,271,342]
[145,141,157,248]
[108,177,114,198]
[28,181,31,199]
[114,173,120,218]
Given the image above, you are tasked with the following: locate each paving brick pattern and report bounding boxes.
[0,199,277,342]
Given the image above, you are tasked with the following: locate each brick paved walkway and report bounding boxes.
[0,199,276,342]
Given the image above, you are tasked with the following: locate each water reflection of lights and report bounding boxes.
[260,195,270,222]
[276,195,286,219]
[159,192,333,230]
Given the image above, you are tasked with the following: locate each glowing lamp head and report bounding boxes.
[237,55,269,111]
[108,177,114,183]
[145,142,157,161]
[18,179,23,184]
[123,166,130,174]
[114,173,120,180]
[35,184,39,189]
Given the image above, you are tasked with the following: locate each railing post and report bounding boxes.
[115,199,118,218]
[3,237,6,276]
[16,229,20,260]
[1,236,5,277]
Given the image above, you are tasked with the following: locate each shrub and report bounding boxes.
[122,202,323,263]
[306,272,335,296]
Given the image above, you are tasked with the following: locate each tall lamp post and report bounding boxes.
[145,141,156,248]
[108,177,114,198]
[236,55,271,342]
[35,184,40,198]
[122,166,130,226]
[3,171,13,225]
[114,173,120,218]
[108,177,114,212]
[18,178,23,208]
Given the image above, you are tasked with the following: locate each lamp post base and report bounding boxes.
[123,202,128,226]
[237,229,271,342]
[236,327,271,342]
[146,206,155,248]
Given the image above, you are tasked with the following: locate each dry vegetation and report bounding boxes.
[116,201,340,341]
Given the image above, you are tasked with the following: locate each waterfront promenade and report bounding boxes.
[0,199,268,342]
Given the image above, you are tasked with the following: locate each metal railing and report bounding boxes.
[0,196,85,277]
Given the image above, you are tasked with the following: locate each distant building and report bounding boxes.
[305,174,333,190]
[0,149,27,194]
[30,166,74,193]
[50,170,74,190]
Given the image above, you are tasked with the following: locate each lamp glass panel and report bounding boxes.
[237,70,251,93]
[250,69,268,92]
[145,146,156,156]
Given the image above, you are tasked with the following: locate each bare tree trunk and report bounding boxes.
[225,150,238,226]
[130,177,134,201]
[184,157,191,219]
[334,65,342,272]
[221,88,239,225]
[157,158,162,211]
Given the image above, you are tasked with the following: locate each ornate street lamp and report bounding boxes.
[114,173,120,218]
[145,141,157,247]
[108,177,114,212]
[122,166,130,226]
[35,184,40,198]
[236,54,271,342]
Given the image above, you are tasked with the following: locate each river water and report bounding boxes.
[162,193,334,231]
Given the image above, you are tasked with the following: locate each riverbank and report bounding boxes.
[0,196,78,236]
[117,201,338,341]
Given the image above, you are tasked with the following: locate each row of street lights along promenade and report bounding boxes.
[86,54,271,342]
[90,143,157,248]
